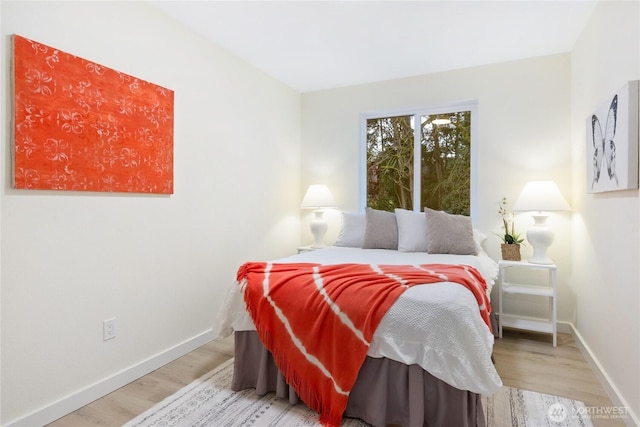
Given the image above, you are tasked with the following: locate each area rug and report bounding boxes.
[123,358,593,427]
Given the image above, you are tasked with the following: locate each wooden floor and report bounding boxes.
[48,329,625,427]
[493,330,624,427]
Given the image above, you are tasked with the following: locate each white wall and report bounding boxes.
[301,54,573,320]
[570,1,639,424]
[0,2,301,424]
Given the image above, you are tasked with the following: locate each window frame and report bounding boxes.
[358,101,478,222]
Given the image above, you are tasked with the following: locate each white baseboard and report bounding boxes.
[6,329,217,427]
[562,321,639,427]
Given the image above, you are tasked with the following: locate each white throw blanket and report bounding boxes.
[214,247,502,396]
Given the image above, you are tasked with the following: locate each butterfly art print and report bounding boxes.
[586,81,639,194]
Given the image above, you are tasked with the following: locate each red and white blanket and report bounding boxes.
[236,262,491,427]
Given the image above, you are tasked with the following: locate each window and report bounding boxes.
[360,103,476,216]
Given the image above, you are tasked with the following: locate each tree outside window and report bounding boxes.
[366,108,472,215]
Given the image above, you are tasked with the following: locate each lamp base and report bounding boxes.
[526,214,555,265]
[309,210,328,249]
[527,255,555,265]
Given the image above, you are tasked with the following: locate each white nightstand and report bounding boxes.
[498,260,557,347]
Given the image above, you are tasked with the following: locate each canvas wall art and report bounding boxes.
[12,34,174,194]
[586,80,639,194]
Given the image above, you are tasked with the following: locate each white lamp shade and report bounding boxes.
[300,184,336,209]
[512,180,571,212]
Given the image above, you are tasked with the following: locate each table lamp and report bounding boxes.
[513,180,571,264]
[300,184,336,248]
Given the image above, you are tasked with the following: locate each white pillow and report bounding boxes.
[395,208,429,252]
[473,228,488,252]
[334,212,366,247]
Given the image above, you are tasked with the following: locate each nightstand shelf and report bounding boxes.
[499,314,554,334]
[498,260,557,346]
[501,284,554,297]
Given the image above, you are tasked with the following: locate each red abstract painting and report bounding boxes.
[12,35,174,194]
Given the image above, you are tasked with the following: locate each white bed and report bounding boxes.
[214,207,503,426]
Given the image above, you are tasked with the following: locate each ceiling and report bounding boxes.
[149,1,598,93]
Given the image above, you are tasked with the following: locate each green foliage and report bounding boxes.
[367,115,414,211]
[366,112,471,214]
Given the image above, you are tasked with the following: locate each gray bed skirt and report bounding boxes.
[232,330,486,427]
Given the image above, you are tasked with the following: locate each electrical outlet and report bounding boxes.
[103,318,116,341]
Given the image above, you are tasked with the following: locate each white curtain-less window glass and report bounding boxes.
[363,106,473,215]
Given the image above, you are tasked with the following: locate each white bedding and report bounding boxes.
[213,246,502,396]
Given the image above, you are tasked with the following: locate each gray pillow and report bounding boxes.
[424,208,477,255]
[362,208,398,250]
